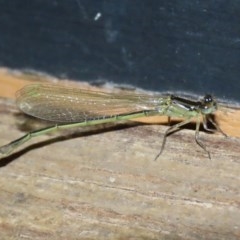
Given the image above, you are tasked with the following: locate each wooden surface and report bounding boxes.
[0,68,240,240]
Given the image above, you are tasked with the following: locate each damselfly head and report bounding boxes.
[200,94,218,114]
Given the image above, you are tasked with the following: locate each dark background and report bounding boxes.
[0,0,240,101]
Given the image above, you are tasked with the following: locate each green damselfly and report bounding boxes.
[0,84,226,159]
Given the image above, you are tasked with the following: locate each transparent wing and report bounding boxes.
[16,84,164,123]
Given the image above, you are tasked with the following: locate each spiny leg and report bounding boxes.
[195,117,211,159]
[154,117,193,161]
[203,115,227,137]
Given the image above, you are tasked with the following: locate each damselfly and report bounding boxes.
[0,84,226,159]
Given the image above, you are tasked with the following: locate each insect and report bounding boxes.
[0,84,226,159]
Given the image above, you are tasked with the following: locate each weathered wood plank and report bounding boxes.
[0,69,239,240]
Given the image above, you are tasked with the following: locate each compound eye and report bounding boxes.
[201,94,217,114]
[204,94,213,104]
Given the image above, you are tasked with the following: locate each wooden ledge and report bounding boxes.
[0,68,239,239]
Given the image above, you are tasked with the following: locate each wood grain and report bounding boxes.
[0,68,240,240]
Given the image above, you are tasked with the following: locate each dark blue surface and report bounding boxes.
[0,1,240,101]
